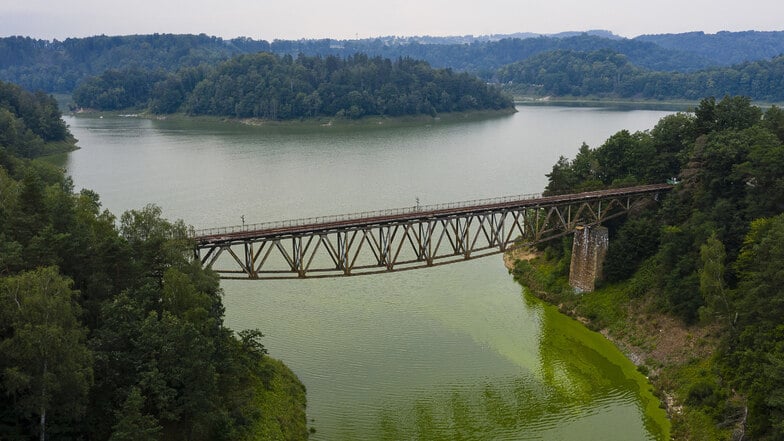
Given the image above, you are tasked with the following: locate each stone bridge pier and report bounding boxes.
[569,225,609,292]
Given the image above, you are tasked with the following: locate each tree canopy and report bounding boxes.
[5,31,784,94]
[0,81,74,158]
[498,49,784,102]
[541,96,784,439]
[73,52,514,119]
[0,80,306,440]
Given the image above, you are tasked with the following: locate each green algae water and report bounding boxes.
[63,106,673,439]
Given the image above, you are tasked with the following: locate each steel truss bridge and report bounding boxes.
[192,184,671,279]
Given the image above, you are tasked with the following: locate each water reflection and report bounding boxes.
[354,288,668,441]
[62,108,674,440]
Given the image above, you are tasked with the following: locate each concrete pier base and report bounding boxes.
[569,225,608,293]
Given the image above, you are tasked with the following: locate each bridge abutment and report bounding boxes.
[569,225,608,292]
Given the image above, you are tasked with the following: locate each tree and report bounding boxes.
[763,105,784,143]
[715,95,762,132]
[602,217,660,283]
[725,215,784,439]
[0,267,93,440]
[119,204,191,283]
[593,129,655,184]
[109,387,162,441]
[698,233,730,323]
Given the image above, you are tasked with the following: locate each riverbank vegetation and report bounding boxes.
[71,52,514,119]
[0,81,76,158]
[508,96,784,439]
[0,79,308,440]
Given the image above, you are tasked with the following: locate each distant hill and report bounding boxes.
[367,29,621,45]
[0,34,262,93]
[635,30,784,66]
[498,49,784,102]
[263,34,714,74]
[2,30,783,95]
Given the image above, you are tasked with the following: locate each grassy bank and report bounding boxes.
[251,357,309,440]
[505,248,736,440]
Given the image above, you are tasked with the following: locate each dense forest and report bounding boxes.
[498,49,784,102]
[0,82,74,158]
[265,34,718,77]
[514,96,784,439]
[3,31,784,93]
[0,80,308,440]
[636,30,784,65]
[0,34,248,93]
[72,52,514,118]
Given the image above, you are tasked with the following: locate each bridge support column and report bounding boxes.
[569,225,608,292]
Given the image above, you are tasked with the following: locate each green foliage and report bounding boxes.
[603,217,660,282]
[248,358,309,441]
[733,216,784,327]
[544,111,697,195]
[0,34,249,93]
[0,31,740,93]
[575,283,629,330]
[499,49,784,102]
[697,234,730,323]
[0,267,93,440]
[73,67,168,110]
[636,30,784,66]
[694,96,763,135]
[0,93,307,440]
[109,387,162,441]
[498,49,643,97]
[537,95,784,436]
[4,31,784,95]
[510,246,574,309]
[762,105,784,142]
[74,52,514,118]
[0,80,74,158]
[594,130,656,184]
[544,143,603,194]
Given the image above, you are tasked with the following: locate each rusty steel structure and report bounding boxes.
[192,184,672,279]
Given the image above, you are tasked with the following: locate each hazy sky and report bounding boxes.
[1,0,782,41]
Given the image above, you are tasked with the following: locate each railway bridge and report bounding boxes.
[191,184,671,280]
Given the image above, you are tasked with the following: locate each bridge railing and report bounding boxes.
[191,191,543,238]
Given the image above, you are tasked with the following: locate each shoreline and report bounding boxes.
[67,107,518,129]
[503,247,723,439]
[512,95,784,111]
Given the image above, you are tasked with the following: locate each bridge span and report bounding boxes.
[192,184,671,279]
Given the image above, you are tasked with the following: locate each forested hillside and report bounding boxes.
[72,52,514,118]
[0,80,308,440]
[498,49,784,102]
[515,96,784,439]
[264,34,715,75]
[636,30,784,66]
[7,31,784,93]
[0,81,74,157]
[0,34,249,93]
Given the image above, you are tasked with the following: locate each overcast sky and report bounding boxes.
[1,0,782,41]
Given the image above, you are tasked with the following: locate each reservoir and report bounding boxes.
[63,105,675,440]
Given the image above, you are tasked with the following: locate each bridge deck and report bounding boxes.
[193,183,672,245]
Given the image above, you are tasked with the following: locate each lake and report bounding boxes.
[63,105,676,440]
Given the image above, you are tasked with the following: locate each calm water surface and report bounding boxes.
[64,106,674,440]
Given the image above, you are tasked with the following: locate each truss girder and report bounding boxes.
[193,190,663,279]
